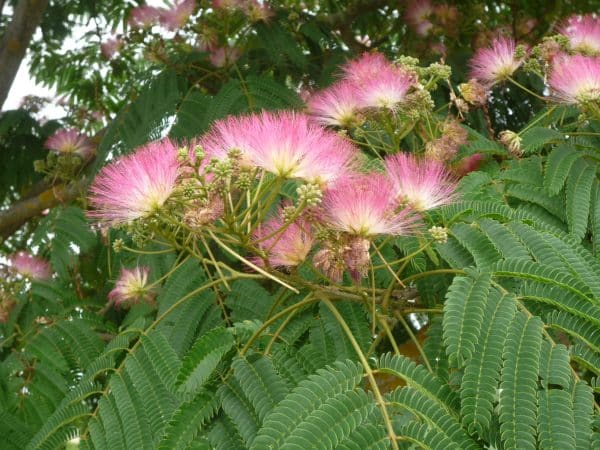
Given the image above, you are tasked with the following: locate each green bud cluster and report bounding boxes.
[429,226,449,244]
[296,182,323,206]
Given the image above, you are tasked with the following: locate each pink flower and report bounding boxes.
[341,52,393,85]
[202,111,358,186]
[45,128,95,158]
[209,46,240,67]
[357,66,414,109]
[101,37,122,59]
[108,267,154,308]
[88,139,180,226]
[404,0,433,36]
[469,36,523,87]
[159,0,195,31]
[10,252,52,280]
[247,112,358,185]
[385,153,457,211]
[200,115,255,166]
[321,174,417,237]
[560,15,600,55]
[128,5,160,28]
[253,207,314,268]
[548,54,600,104]
[307,81,361,127]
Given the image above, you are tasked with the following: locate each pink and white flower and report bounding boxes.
[108,267,154,308]
[341,52,393,85]
[404,0,434,37]
[128,5,160,28]
[548,54,600,104]
[253,207,314,268]
[321,173,417,237]
[469,36,524,87]
[357,66,414,109]
[159,0,195,31]
[45,129,95,158]
[10,252,52,280]
[88,139,180,226]
[245,112,358,184]
[209,45,241,67]
[560,14,600,55]
[385,153,457,211]
[307,81,361,127]
[201,111,358,186]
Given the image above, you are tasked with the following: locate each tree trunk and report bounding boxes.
[0,0,49,109]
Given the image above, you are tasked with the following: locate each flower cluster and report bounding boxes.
[307,52,416,126]
[129,0,196,31]
[89,104,457,290]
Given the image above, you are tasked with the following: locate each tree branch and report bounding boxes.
[0,0,49,109]
[0,179,86,240]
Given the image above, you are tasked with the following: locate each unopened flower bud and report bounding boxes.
[112,238,124,253]
[282,205,297,223]
[459,79,488,106]
[33,160,46,173]
[429,226,448,244]
[296,183,323,206]
[499,130,523,156]
[178,146,189,161]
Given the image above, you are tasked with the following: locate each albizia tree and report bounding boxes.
[1,1,600,449]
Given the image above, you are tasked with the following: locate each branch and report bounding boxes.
[0,179,86,240]
[0,0,49,109]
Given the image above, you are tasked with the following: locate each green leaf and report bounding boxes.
[538,389,576,450]
[177,327,235,394]
[158,391,219,450]
[461,291,516,436]
[566,158,596,240]
[443,272,492,367]
[544,143,580,195]
[520,126,563,154]
[499,312,543,450]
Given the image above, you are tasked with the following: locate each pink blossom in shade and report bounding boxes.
[341,52,392,84]
[253,208,314,269]
[88,139,180,226]
[9,252,52,280]
[321,173,418,237]
[560,15,600,54]
[101,37,122,59]
[404,0,433,36]
[385,153,458,212]
[548,54,600,104]
[108,267,154,309]
[357,66,414,109]
[209,46,241,68]
[44,129,95,158]
[212,0,244,9]
[243,111,359,185]
[469,36,523,87]
[159,0,195,31]
[307,81,361,127]
[454,153,484,177]
[243,0,273,22]
[128,5,160,28]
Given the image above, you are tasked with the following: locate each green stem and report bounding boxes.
[320,298,400,450]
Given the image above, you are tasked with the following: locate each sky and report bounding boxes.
[2,0,166,119]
